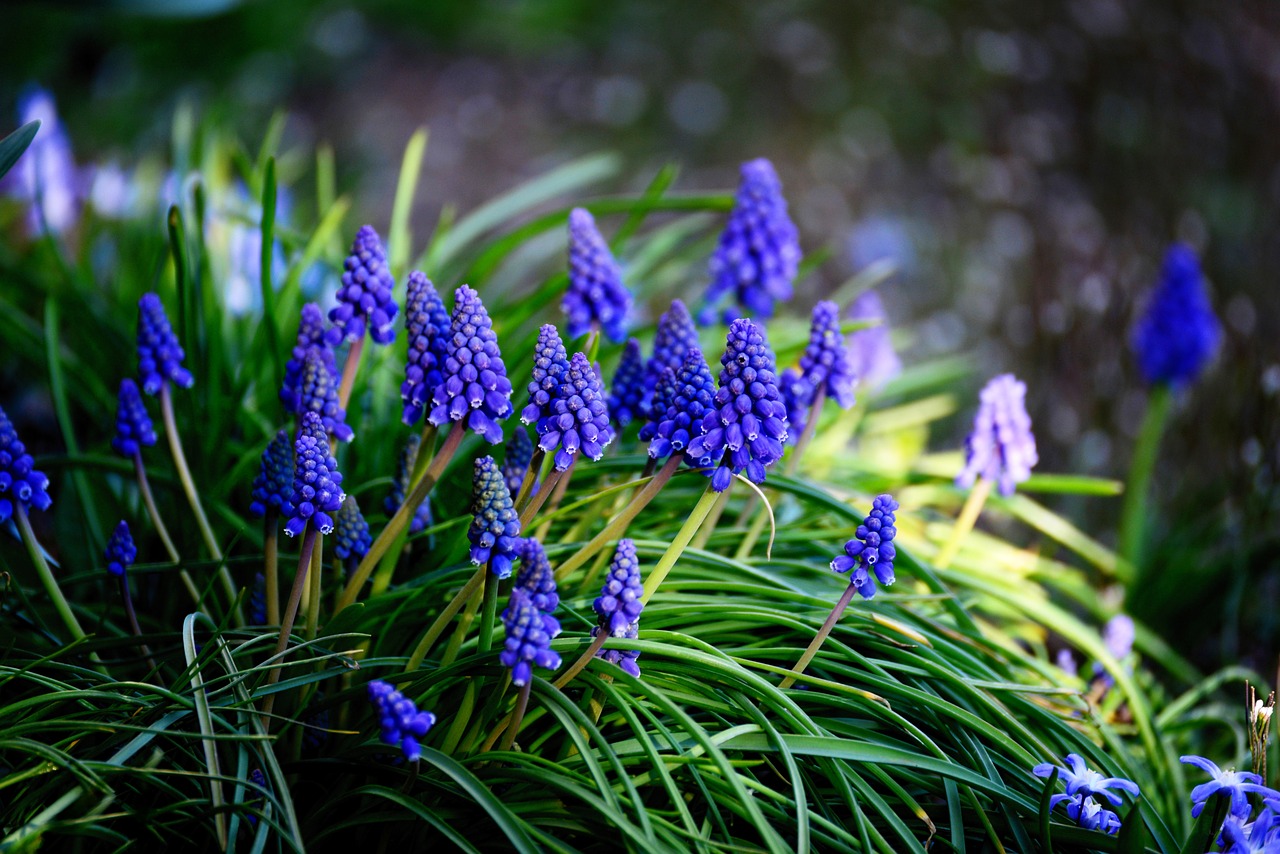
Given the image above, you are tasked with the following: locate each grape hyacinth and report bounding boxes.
[104,520,137,577]
[831,494,899,600]
[536,352,615,471]
[137,293,193,394]
[607,339,646,428]
[250,430,295,519]
[778,368,812,444]
[1181,755,1276,820]
[515,537,559,616]
[0,405,53,525]
[280,304,334,410]
[686,319,789,491]
[1132,244,1221,388]
[367,680,436,763]
[384,435,434,535]
[283,412,345,538]
[956,374,1038,497]
[797,300,857,409]
[642,348,717,467]
[564,207,631,342]
[594,622,642,679]
[502,427,537,498]
[333,495,372,563]
[700,158,801,323]
[327,225,398,346]
[293,346,353,442]
[643,299,700,410]
[846,290,901,391]
[521,324,570,426]
[249,574,267,624]
[400,272,452,425]
[427,285,513,444]
[112,378,156,457]
[468,456,522,578]
[593,539,643,638]
[500,587,563,687]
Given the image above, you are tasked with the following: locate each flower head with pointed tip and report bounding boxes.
[137,293,193,394]
[644,300,700,412]
[685,319,788,491]
[1033,754,1140,805]
[536,352,615,472]
[112,378,156,457]
[250,430,295,519]
[642,348,716,467]
[468,456,522,578]
[957,374,1038,497]
[1181,755,1277,820]
[500,587,562,687]
[700,159,800,323]
[104,520,136,577]
[368,680,436,763]
[283,412,345,537]
[515,538,559,614]
[0,405,52,525]
[593,539,643,638]
[280,304,334,409]
[1132,244,1221,388]
[294,346,353,442]
[333,495,372,562]
[384,434,434,534]
[427,285,514,444]
[328,225,398,346]
[564,208,630,342]
[401,272,451,425]
[608,339,646,428]
[831,494,899,599]
[522,324,570,426]
[502,427,537,498]
[798,300,857,409]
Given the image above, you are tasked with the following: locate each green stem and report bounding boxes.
[118,574,157,671]
[337,421,466,613]
[533,459,575,539]
[336,335,365,412]
[498,681,533,752]
[641,483,723,604]
[305,536,323,641]
[478,568,500,655]
[934,477,993,570]
[441,682,478,754]
[440,580,483,668]
[135,450,201,608]
[1117,385,1173,581]
[552,630,609,691]
[262,525,318,728]
[405,566,486,671]
[408,422,438,487]
[778,583,858,690]
[512,448,546,513]
[689,488,730,551]
[518,467,564,528]
[17,504,86,642]
[786,387,826,475]
[264,517,280,625]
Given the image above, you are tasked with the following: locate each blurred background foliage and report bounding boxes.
[3,0,1277,671]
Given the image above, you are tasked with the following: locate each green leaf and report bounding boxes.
[0,120,39,182]
[1177,792,1228,854]
[1116,801,1148,854]
[417,748,541,853]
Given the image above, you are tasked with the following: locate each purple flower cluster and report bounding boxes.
[502,427,537,498]
[643,300,700,412]
[1034,754,1140,837]
[700,159,801,323]
[642,348,717,467]
[112,379,156,457]
[956,374,1038,497]
[522,324,569,426]
[831,494,899,599]
[280,304,333,409]
[333,495,372,562]
[686,319,789,491]
[515,538,559,615]
[1132,244,1221,389]
[384,435,434,535]
[294,347,353,442]
[536,352,615,472]
[500,587,562,687]
[0,405,52,525]
[104,520,137,577]
[6,87,79,236]
[400,272,451,426]
[283,412,345,537]
[468,456,522,579]
[564,207,630,342]
[798,301,857,409]
[607,339,646,428]
[778,368,811,445]
[328,225,397,346]
[368,680,436,763]
[426,285,513,444]
[250,430,295,519]
[137,293,193,395]
[593,539,643,638]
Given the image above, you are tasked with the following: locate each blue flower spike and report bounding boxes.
[468,456,522,579]
[522,324,570,427]
[500,587,563,687]
[385,434,434,535]
[137,293,193,395]
[593,539,644,638]
[846,290,901,391]
[799,300,857,409]
[536,352,615,472]
[643,299,700,411]
[283,411,345,538]
[112,378,157,457]
[564,207,631,342]
[956,373,1038,497]
[831,494,899,599]
[401,272,451,426]
[333,495,372,564]
[250,430,295,519]
[294,346,353,442]
[502,427,537,498]
[0,405,53,525]
[515,537,560,616]
[280,303,334,410]
[367,680,436,763]
[1132,244,1221,388]
[328,225,398,346]
[607,339,646,428]
[104,520,137,578]
[642,348,716,467]
[427,285,514,444]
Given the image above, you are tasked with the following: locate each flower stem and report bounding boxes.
[786,387,826,475]
[305,536,323,641]
[641,483,722,604]
[405,566,486,671]
[477,568,500,654]
[136,450,202,608]
[689,488,731,551]
[518,467,564,528]
[337,421,466,613]
[336,335,365,412]
[262,525,318,728]
[934,476,993,570]
[264,517,280,625]
[118,574,157,671]
[1117,384,1173,582]
[552,630,609,690]
[512,448,546,513]
[408,422,438,488]
[553,454,681,582]
[17,505,86,643]
[439,580,483,668]
[778,583,858,690]
[498,681,533,752]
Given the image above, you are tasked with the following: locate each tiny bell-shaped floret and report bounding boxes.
[564,207,631,342]
[956,374,1038,497]
[112,378,156,457]
[250,429,295,519]
[427,285,514,444]
[400,272,452,425]
[0,405,53,525]
[367,680,436,763]
[104,520,137,577]
[467,456,522,578]
[522,324,569,426]
[536,352,615,472]
[137,293,193,394]
[607,339,646,428]
[831,494,899,599]
[328,225,398,346]
[500,587,563,687]
[798,300,857,409]
[593,539,644,638]
[283,412,345,537]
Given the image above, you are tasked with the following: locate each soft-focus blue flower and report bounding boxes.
[137,293,194,395]
[328,225,398,346]
[502,427,538,498]
[221,183,288,316]
[846,290,901,391]
[642,348,716,467]
[292,345,353,442]
[250,430,295,519]
[1181,755,1276,820]
[643,299,700,412]
[831,494,899,599]
[368,680,436,763]
[5,87,79,235]
[593,539,643,638]
[333,495,372,563]
[778,367,812,444]
[283,412,345,538]
[685,319,789,491]
[564,207,631,342]
[112,379,156,458]
[1132,244,1221,388]
[515,538,559,615]
[847,215,914,276]
[1221,809,1280,853]
[700,158,800,323]
[535,352,615,472]
[1048,794,1122,835]
[522,324,570,426]
[0,405,53,525]
[104,520,137,578]
[400,272,452,426]
[1056,648,1079,675]
[956,373,1038,497]
[427,285,514,444]
[1033,754,1140,805]
[88,162,134,220]
[280,304,334,410]
[607,339,646,428]
[384,434,433,535]
[468,456,522,578]
[1103,615,1135,661]
[500,587,563,687]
